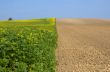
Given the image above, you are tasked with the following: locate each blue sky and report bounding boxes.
[0,0,110,20]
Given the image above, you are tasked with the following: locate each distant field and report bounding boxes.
[57,18,110,25]
[0,18,57,72]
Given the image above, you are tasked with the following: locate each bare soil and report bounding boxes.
[56,19,110,72]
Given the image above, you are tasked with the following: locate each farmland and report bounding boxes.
[1,18,110,72]
[0,18,57,72]
[56,19,110,72]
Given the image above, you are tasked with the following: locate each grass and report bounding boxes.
[0,18,57,72]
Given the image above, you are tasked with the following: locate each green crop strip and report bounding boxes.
[0,18,57,72]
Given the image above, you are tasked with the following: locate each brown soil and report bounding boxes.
[56,19,110,72]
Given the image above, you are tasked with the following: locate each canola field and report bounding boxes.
[0,18,57,72]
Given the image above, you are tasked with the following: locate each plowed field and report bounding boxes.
[56,19,110,72]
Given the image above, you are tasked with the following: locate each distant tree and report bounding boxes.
[8,18,12,21]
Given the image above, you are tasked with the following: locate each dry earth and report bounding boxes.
[56,19,110,72]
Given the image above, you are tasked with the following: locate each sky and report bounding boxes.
[0,0,110,20]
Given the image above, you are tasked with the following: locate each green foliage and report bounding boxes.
[0,18,57,72]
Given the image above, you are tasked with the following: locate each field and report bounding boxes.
[56,19,110,72]
[1,18,110,72]
[0,18,57,72]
